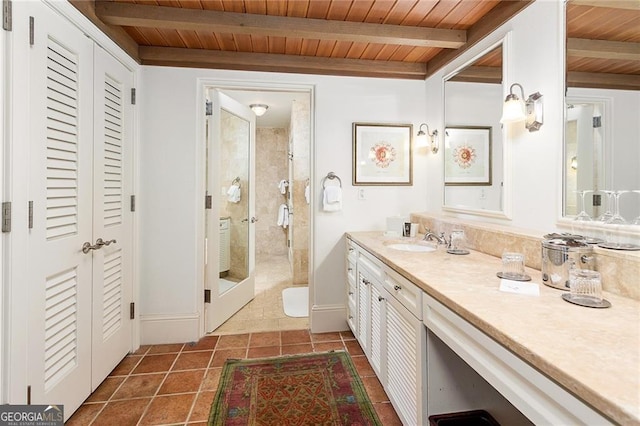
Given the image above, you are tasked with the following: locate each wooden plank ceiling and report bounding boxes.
[70,0,639,88]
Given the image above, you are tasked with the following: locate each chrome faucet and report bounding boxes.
[423,229,449,246]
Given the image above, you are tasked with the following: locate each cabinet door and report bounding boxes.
[369,280,385,379]
[356,271,370,352]
[386,293,426,425]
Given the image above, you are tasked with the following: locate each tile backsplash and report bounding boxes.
[410,213,640,301]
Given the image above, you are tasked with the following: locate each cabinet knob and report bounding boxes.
[378,296,385,302]
[348,291,354,295]
[348,267,353,271]
[349,315,353,319]
[394,284,401,291]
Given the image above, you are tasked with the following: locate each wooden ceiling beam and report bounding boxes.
[568,71,640,90]
[95,2,466,49]
[448,66,502,84]
[568,38,640,62]
[138,46,426,79]
[69,1,140,62]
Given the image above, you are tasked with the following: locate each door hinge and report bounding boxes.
[129,302,135,319]
[2,202,11,233]
[28,16,34,45]
[205,194,212,209]
[204,289,211,303]
[131,88,136,105]
[2,0,11,32]
[205,101,212,116]
[287,239,290,248]
[130,195,136,212]
[28,201,33,229]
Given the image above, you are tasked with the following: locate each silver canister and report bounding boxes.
[541,236,594,290]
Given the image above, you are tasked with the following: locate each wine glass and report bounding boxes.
[596,190,614,222]
[605,190,629,225]
[574,190,593,222]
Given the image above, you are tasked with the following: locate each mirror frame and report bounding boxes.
[442,33,512,220]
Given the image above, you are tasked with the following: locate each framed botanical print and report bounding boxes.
[444,126,492,186]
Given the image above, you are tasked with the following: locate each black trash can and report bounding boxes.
[429,410,499,426]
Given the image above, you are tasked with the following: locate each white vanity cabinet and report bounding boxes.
[346,239,426,425]
[346,241,358,334]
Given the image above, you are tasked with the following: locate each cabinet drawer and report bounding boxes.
[347,281,356,305]
[347,300,357,333]
[347,258,356,284]
[347,239,358,263]
[384,268,422,320]
[358,251,384,283]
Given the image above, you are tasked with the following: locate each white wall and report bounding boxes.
[139,68,428,339]
[425,0,565,233]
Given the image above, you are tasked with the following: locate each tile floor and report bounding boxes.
[67,329,402,425]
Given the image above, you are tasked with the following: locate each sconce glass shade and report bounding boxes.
[500,95,526,123]
[250,104,269,116]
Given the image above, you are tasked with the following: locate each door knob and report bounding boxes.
[250,217,258,223]
[96,238,117,247]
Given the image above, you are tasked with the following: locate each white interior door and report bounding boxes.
[26,2,94,416]
[90,45,134,390]
[205,91,256,332]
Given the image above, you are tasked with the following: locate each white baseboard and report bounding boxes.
[310,304,348,333]
[140,313,200,345]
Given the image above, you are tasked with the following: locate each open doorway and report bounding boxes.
[204,85,312,335]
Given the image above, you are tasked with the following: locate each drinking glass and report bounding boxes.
[574,190,593,222]
[596,190,614,222]
[497,252,530,281]
[447,229,469,255]
[569,269,602,302]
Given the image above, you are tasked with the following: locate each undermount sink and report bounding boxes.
[385,243,436,253]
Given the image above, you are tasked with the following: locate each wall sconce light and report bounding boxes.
[416,123,439,153]
[499,83,543,132]
[570,156,578,170]
[250,104,269,116]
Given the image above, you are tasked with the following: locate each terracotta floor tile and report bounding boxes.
[132,353,177,374]
[200,368,223,391]
[183,335,219,352]
[147,343,184,354]
[311,331,342,342]
[210,348,246,367]
[313,341,346,352]
[66,403,104,425]
[374,402,403,425]
[111,374,165,400]
[351,355,376,377]
[340,330,356,340]
[281,329,311,345]
[249,331,281,347]
[247,345,280,358]
[91,398,150,426]
[216,333,250,349]
[188,391,216,422]
[280,343,313,355]
[87,376,125,402]
[158,370,206,394]
[139,393,196,425]
[361,376,389,403]
[345,339,365,356]
[132,345,151,355]
[109,355,142,376]
[172,351,213,371]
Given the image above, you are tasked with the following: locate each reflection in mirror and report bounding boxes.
[564,1,640,225]
[444,43,505,215]
[219,108,250,295]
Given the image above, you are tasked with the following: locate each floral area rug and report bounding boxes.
[208,351,382,425]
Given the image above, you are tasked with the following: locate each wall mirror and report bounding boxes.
[564,1,639,225]
[443,40,508,218]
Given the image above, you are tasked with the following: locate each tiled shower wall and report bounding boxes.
[290,98,310,285]
[256,128,289,257]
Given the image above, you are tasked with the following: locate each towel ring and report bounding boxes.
[232,177,241,186]
[322,172,342,189]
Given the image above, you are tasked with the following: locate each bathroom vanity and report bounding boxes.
[346,232,639,425]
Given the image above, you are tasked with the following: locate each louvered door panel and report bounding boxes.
[386,296,421,426]
[103,75,123,227]
[46,40,79,240]
[369,281,383,377]
[102,249,123,339]
[357,272,369,351]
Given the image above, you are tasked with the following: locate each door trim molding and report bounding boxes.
[195,79,315,337]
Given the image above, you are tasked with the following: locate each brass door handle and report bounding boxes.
[96,238,117,247]
[82,238,117,254]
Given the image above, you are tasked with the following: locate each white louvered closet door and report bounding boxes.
[90,45,134,390]
[27,2,94,416]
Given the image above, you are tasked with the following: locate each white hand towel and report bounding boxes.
[227,184,241,203]
[323,186,342,212]
[304,183,310,205]
[278,180,289,194]
[277,204,289,228]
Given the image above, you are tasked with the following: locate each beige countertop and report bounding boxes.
[347,231,640,425]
